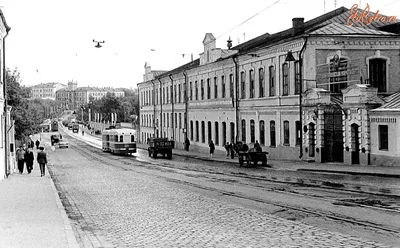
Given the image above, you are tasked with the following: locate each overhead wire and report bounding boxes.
[215,0,284,40]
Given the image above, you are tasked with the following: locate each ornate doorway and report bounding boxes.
[323,107,343,162]
[351,123,360,164]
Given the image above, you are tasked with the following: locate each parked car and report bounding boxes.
[51,134,62,146]
[58,139,69,148]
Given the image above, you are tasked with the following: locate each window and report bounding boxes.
[329,57,348,93]
[222,122,226,146]
[179,113,182,129]
[295,121,301,145]
[294,61,301,95]
[190,121,193,140]
[259,68,264,98]
[269,66,275,96]
[196,121,199,142]
[230,122,235,143]
[174,86,177,103]
[166,87,169,103]
[369,58,387,92]
[178,84,181,103]
[195,81,198,100]
[270,121,276,147]
[120,135,123,142]
[379,125,388,150]
[241,119,246,142]
[174,113,177,128]
[282,63,289,96]
[215,122,219,145]
[167,113,169,127]
[229,74,234,98]
[259,121,265,145]
[201,121,205,143]
[221,75,226,98]
[283,121,289,145]
[241,71,246,99]
[208,121,212,143]
[249,70,255,98]
[250,120,255,143]
[183,83,187,101]
[190,82,193,100]
[201,79,205,100]
[214,77,218,99]
[206,79,210,99]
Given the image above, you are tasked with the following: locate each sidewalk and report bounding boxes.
[0,148,79,248]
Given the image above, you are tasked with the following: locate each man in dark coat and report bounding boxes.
[24,147,35,174]
[37,147,48,177]
[184,138,190,151]
[35,140,40,149]
[16,146,26,174]
[209,140,215,158]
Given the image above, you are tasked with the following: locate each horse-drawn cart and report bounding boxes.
[237,149,268,167]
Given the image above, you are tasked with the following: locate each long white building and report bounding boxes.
[138,7,400,166]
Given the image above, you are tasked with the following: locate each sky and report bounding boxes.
[1,0,399,89]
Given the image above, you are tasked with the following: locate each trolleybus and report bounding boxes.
[102,128,137,155]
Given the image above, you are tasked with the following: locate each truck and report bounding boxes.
[72,123,79,133]
[147,138,174,159]
[51,133,62,146]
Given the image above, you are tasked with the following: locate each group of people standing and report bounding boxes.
[15,139,48,177]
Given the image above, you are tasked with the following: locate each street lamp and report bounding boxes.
[285,50,303,159]
[93,39,105,48]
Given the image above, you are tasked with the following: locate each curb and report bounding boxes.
[49,171,80,248]
[297,168,400,178]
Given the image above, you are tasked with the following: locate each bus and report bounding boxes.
[51,120,58,132]
[102,128,137,155]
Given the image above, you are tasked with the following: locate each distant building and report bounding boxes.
[30,82,67,100]
[56,81,125,110]
[143,62,167,82]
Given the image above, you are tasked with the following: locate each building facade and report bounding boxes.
[30,82,67,100]
[0,10,10,180]
[138,7,400,166]
[56,81,125,110]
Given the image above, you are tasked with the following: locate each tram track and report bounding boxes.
[63,138,400,237]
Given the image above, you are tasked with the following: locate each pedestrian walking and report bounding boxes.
[225,142,231,158]
[254,140,261,151]
[209,140,215,158]
[35,140,40,149]
[230,142,235,159]
[37,146,48,177]
[16,146,26,174]
[82,130,84,136]
[24,147,34,174]
[184,138,190,151]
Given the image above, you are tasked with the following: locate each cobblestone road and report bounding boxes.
[48,147,396,248]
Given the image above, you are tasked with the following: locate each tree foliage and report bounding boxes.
[6,68,62,140]
[77,88,139,124]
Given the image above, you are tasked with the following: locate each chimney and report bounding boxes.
[292,18,304,36]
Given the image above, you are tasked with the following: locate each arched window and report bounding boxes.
[215,122,219,145]
[283,120,290,145]
[201,121,205,143]
[241,119,246,142]
[249,70,255,98]
[190,121,194,141]
[221,76,226,98]
[259,68,264,98]
[208,121,212,143]
[269,66,275,96]
[241,71,246,99]
[282,63,289,96]
[195,121,199,142]
[259,120,265,145]
[214,77,218,99]
[270,121,276,147]
[250,120,255,143]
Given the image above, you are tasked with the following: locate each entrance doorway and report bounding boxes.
[308,123,315,157]
[351,123,360,164]
[323,107,343,162]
